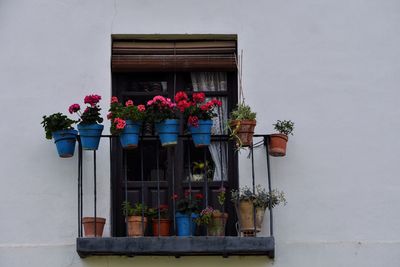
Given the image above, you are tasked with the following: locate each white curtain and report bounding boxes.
[191,72,228,181]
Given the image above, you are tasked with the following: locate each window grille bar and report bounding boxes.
[172,150,176,235]
[140,139,145,236]
[203,147,209,236]
[94,150,97,237]
[250,145,257,236]
[124,150,128,236]
[264,136,274,237]
[219,141,224,214]
[78,137,83,237]
[156,144,161,237]
[187,141,192,236]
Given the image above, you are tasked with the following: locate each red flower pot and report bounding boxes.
[269,134,288,157]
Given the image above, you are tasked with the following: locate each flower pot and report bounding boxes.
[152,219,171,236]
[126,216,147,237]
[256,206,266,229]
[229,120,256,147]
[155,119,179,147]
[119,120,142,149]
[77,123,104,150]
[52,129,78,158]
[235,200,260,232]
[207,212,228,236]
[269,133,288,157]
[188,120,213,148]
[82,217,106,237]
[175,212,198,236]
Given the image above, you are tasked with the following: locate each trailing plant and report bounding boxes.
[253,185,287,210]
[69,94,103,125]
[41,113,77,139]
[122,201,148,217]
[273,120,294,136]
[175,91,222,127]
[195,206,214,225]
[108,96,147,134]
[230,186,255,203]
[148,204,169,220]
[229,103,256,121]
[146,95,177,122]
[172,190,203,215]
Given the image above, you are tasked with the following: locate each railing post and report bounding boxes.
[264,135,274,237]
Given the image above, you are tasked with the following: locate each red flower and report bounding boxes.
[174,91,188,102]
[137,105,146,112]
[114,118,126,130]
[84,94,102,106]
[188,115,199,127]
[193,92,205,103]
[68,103,80,114]
[171,194,179,200]
[107,112,113,120]
[159,204,169,211]
[184,189,192,197]
[195,193,204,200]
[111,96,119,104]
[212,99,222,107]
[125,100,134,107]
[177,100,192,112]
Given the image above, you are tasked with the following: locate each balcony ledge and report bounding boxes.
[77,236,274,258]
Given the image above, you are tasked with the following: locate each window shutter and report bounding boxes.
[112,40,237,72]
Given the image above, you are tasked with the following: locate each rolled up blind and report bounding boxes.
[112,40,237,72]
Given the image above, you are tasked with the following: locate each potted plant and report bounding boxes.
[175,91,222,147]
[108,97,146,149]
[148,204,171,236]
[69,94,104,150]
[41,112,78,158]
[196,186,228,236]
[122,201,148,237]
[146,95,179,147]
[269,120,294,156]
[191,161,213,181]
[231,186,256,233]
[229,103,257,147]
[253,185,286,229]
[82,217,106,237]
[172,190,203,236]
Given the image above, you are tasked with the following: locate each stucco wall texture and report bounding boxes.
[1,0,400,266]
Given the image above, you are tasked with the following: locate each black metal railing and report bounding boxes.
[77,134,274,238]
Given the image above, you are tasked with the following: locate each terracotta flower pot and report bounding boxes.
[230,120,257,147]
[207,212,228,236]
[127,216,147,237]
[235,200,259,232]
[269,133,288,157]
[82,217,106,237]
[152,219,171,236]
[255,207,266,229]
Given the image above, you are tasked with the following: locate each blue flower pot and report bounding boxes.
[52,129,78,158]
[188,120,213,147]
[77,123,104,150]
[175,212,198,236]
[119,120,142,149]
[155,119,179,147]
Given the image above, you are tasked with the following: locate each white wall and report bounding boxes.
[1,0,400,266]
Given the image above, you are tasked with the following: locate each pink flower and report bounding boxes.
[125,100,134,107]
[111,96,118,104]
[193,92,205,103]
[212,99,222,107]
[84,94,102,106]
[68,104,80,114]
[188,115,199,128]
[107,112,113,120]
[175,91,188,102]
[137,105,146,112]
[114,118,126,130]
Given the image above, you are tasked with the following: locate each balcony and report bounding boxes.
[76,134,275,258]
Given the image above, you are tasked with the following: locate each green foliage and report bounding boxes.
[174,191,203,215]
[41,113,76,139]
[253,185,287,210]
[80,106,103,125]
[147,205,169,219]
[229,103,256,121]
[273,120,294,136]
[122,201,148,216]
[230,186,255,203]
[195,206,214,225]
[108,101,146,135]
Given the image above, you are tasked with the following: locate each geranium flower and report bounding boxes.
[125,100,134,107]
[114,118,126,130]
[188,115,199,127]
[111,96,118,103]
[175,91,188,102]
[195,193,204,199]
[193,92,205,103]
[84,94,102,107]
[107,112,113,120]
[68,104,80,114]
[171,193,179,200]
[137,105,146,112]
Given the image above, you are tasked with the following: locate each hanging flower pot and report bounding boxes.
[235,199,259,232]
[188,120,213,148]
[52,129,78,158]
[207,211,228,236]
[119,120,142,149]
[152,219,171,236]
[269,133,288,157]
[155,119,180,147]
[82,217,106,237]
[229,119,257,147]
[77,123,104,150]
[126,216,147,237]
[175,212,198,236]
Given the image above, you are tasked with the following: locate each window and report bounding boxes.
[110,35,239,237]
